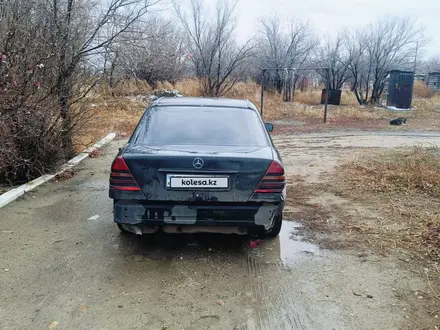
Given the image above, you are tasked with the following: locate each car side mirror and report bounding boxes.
[265,122,274,132]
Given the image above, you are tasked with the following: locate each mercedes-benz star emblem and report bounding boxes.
[193,157,204,169]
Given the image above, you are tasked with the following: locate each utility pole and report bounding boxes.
[260,70,266,118]
[413,41,419,73]
[410,41,419,109]
[323,68,330,123]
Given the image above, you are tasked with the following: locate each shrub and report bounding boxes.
[0,106,64,184]
[413,80,434,98]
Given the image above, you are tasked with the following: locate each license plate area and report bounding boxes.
[166,174,229,189]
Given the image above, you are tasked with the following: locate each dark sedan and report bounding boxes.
[109,97,286,237]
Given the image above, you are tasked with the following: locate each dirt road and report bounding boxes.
[1,131,439,330]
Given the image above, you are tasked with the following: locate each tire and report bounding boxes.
[262,214,283,238]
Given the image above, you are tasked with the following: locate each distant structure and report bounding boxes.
[414,73,428,83]
[427,72,440,92]
[386,70,414,109]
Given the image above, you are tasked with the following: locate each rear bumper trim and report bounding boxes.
[113,201,283,229]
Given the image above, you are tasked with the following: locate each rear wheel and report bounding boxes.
[262,214,282,238]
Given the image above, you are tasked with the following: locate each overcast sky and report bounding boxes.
[198,0,440,59]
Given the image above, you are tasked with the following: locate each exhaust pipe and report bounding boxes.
[120,224,157,235]
[132,225,143,236]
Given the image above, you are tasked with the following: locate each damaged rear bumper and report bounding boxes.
[113,201,284,231]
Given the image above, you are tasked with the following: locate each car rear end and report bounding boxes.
[109,99,285,236]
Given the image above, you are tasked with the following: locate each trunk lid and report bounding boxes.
[123,144,273,203]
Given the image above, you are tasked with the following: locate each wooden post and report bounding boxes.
[324,68,330,123]
[260,69,266,118]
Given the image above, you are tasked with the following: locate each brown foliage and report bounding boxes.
[88,149,102,158]
[413,81,435,98]
[0,106,64,184]
[54,168,75,182]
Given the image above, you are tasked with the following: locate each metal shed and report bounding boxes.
[387,70,414,109]
[428,72,440,92]
[414,73,428,83]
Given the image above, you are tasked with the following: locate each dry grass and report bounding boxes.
[177,79,440,126]
[174,79,287,120]
[291,103,389,120]
[334,146,440,257]
[414,94,440,115]
[280,152,440,330]
[0,184,9,194]
[75,78,440,151]
[175,79,364,120]
[156,80,174,91]
[289,89,358,106]
[53,168,75,182]
[413,81,435,98]
[323,146,440,315]
[283,146,440,260]
[284,179,333,234]
[282,146,440,320]
[174,78,201,96]
[73,97,145,152]
[88,149,102,158]
[342,146,440,198]
[95,78,152,97]
[73,79,154,151]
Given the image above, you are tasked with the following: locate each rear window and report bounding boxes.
[133,106,268,147]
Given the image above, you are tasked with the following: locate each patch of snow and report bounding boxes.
[387,106,411,111]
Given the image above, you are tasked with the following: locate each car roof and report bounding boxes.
[153,97,257,110]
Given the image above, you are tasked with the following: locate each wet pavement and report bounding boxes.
[0,135,430,330]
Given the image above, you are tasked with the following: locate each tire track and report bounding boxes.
[245,246,316,330]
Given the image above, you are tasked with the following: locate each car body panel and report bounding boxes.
[122,145,273,203]
[109,97,285,233]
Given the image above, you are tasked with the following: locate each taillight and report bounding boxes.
[110,156,141,191]
[254,161,286,193]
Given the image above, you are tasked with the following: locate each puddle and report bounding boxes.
[113,220,319,267]
[278,220,320,267]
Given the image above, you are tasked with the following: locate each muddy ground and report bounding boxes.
[1,130,439,330]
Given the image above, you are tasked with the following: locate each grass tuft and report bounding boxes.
[334,146,440,257]
[340,146,440,198]
[413,80,435,98]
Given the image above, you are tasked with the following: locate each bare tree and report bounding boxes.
[0,0,159,183]
[425,56,440,73]
[48,0,159,157]
[344,17,424,105]
[0,0,63,183]
[105,17,187,89]
[316,34,351,90]
[174,0,254,96]
[256,16,317,100]
[344,29,370,104]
